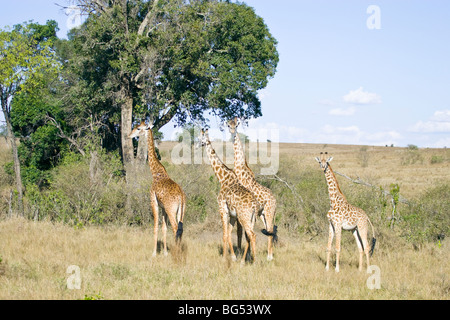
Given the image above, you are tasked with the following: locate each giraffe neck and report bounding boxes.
[324,164,346,206]
[205,139,238,187]
[233,133,255,175]
[147,129,169,180]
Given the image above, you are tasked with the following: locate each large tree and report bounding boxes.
[59,0,278,216]
[0,22,60,215]
[67,0,278,163]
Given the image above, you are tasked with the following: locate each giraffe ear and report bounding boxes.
[315,157,321,163]
[327,157,334,162]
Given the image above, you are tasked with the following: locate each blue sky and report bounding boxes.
[1,0,450,147]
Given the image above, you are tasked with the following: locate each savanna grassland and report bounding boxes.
[0,139,449,300]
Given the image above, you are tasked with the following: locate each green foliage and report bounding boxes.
[187,195,208,223]
[401,148,424,165]
[83,292,104,300]
[23,149,128,225]
[0,21,60,99]
[399,184,450,245]
[390,184,400,207]
[66,0,278,131]
[430,155,444,164]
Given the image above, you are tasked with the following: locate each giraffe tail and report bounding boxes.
[369,237,376,257]
[261,225,278,244]
[368,218,376,257]
[175,195,186,243]
[176,221,183,243]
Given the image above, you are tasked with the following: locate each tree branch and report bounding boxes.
[137,0,161,36]
[153,102,177,130]
[334,170,410,204]
[45,115,86,156]
[257,173,305,207]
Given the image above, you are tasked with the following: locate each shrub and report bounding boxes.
[430,155,444,164]
[399,184,450,245]
[23,149,129,225]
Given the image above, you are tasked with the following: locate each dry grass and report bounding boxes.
[0,218,448,300]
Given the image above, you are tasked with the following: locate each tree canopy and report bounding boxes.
[0,20,61,213]
[1,0,279,193]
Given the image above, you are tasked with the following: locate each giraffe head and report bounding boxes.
[129,121,153,139]
[227,117,241,141]
[197,128,209,148]
[315,152,333,172]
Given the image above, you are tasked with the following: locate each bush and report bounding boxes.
[401,148,424,165]
[399,184,450,245]
[430,155,444,164]
[24,149,129,225]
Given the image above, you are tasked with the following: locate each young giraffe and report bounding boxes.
[315,152,376,272]
[198,129,260,264]
[129,121,186,257]
[227,118,278,261]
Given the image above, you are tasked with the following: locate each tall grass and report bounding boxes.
[0,218,448,300]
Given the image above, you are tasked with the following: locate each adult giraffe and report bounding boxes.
[227,118,278,261]
[198,129,260,264]
[129,121,186,257]
[315,152,376,272]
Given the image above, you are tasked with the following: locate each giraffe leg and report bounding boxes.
[241,232,250,265]
[358,221,371,272]
[334,224,342,273]
[166,204,179,239]
[150,192,159,258]
[326,222,335,271]
[262,203,276,261]
[241,229,256,265]
[228,218,237,261]
[161,211,168,256]
[268,207,277,261]
[248,229,256,264]
[353,229,364,272]
[237,221,243,253]
[219,203,230,260]
[241,212,257,265]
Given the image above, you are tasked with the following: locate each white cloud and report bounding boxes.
[366,131,402,145]
[312,125,401,146]
[432,137,450,148]
[245,120,402,146]
[245,119,307,142]
[329,107,356,116]
[410,110,450,133]
[430,110,450,122]
[343,87,382,105]
[411,121,450,133]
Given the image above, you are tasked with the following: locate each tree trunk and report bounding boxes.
[4,111,24,217]
[121,95,135,167]
[121,94,135,217]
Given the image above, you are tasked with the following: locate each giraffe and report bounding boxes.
[198,129,261,264]
[227,118,278,261]
[129,121,186,257]
[315,152,376,272]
